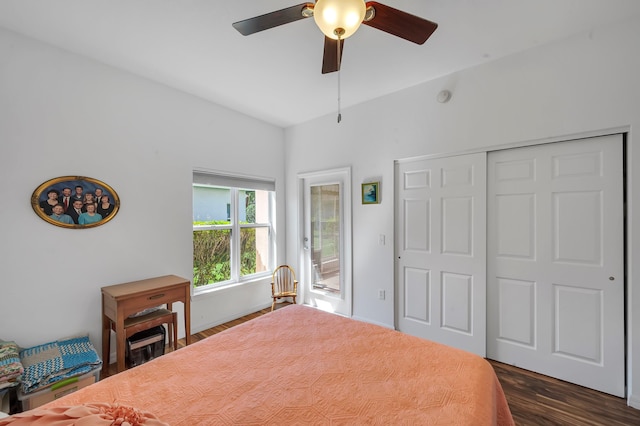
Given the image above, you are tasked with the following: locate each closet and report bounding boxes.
[394,134,624,396]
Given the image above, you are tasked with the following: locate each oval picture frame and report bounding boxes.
[31,176,120,229]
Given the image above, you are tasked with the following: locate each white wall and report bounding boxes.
[0,28,285,354]
[285,16,640,406]
[3,11,640,408]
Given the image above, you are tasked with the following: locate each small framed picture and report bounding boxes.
[361,181,380,204]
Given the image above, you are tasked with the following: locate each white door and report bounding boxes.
[395,153,486,356]
[300,168,352,317]
[487,135,624,397]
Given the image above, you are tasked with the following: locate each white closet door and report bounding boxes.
[487,135,624,397]
[395,153,486,356]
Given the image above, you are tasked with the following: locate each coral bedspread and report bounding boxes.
[41,305,514,425]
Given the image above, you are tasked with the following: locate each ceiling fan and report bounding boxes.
[232,0,438,74]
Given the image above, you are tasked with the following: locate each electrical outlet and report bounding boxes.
[378,289,385,300]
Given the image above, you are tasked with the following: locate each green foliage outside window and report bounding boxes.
[245,190,256,223]
[193,220,257,287]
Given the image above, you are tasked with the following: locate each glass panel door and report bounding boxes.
[311,184,341,293]
[301,168,351,316]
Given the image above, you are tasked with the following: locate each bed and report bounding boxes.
[3,305,514,425]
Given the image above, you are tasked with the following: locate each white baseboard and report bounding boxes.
[350,315,395,330]
[628,392,640,410]
[191,303,271,334]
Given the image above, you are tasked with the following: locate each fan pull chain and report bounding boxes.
[337,32,342,123]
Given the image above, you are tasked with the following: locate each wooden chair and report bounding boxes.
[108,308,178,365]
[271,265,298,311]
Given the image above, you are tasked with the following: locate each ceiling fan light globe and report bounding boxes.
[313,0,366,40]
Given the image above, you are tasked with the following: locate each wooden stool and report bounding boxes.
[108,308,178,365]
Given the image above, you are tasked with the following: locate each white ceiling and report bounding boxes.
[1,0,639,128]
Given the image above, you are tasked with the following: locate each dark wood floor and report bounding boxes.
[489,360,640,426]
[111,306,640,426]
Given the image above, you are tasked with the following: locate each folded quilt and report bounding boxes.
[19,336,102,394]
[0,341,23,390]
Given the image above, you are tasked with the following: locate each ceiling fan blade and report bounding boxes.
[232,3,313,36]
[322,37,345,74]
[363,2,438,45]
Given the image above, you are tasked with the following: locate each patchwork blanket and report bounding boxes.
[19,336,101,394]
[0,341,23,390]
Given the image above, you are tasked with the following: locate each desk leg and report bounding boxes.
[185,296,191,345]
[115,321,126,373]
[168,299,191,346]
[101,314,110,374]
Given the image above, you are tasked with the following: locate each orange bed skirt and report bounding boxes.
[38,305,514,425]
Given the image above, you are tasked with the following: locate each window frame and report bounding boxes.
[193,172,275,293]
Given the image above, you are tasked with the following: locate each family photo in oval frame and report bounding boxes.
[31,176,120,229]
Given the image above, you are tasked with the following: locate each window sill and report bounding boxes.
[193,275,270,298]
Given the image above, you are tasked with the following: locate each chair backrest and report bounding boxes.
[271,265,298,296]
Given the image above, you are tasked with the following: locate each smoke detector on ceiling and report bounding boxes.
[437,90,452,103]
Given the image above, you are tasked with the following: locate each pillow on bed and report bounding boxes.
[0,403,169,426]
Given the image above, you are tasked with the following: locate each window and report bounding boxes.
[193,171,275,292]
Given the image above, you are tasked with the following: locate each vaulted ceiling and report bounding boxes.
[1,0,639,127]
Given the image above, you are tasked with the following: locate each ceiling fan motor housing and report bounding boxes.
[313,0,367,40]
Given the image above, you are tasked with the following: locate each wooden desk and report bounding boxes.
[101,275,191,373]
